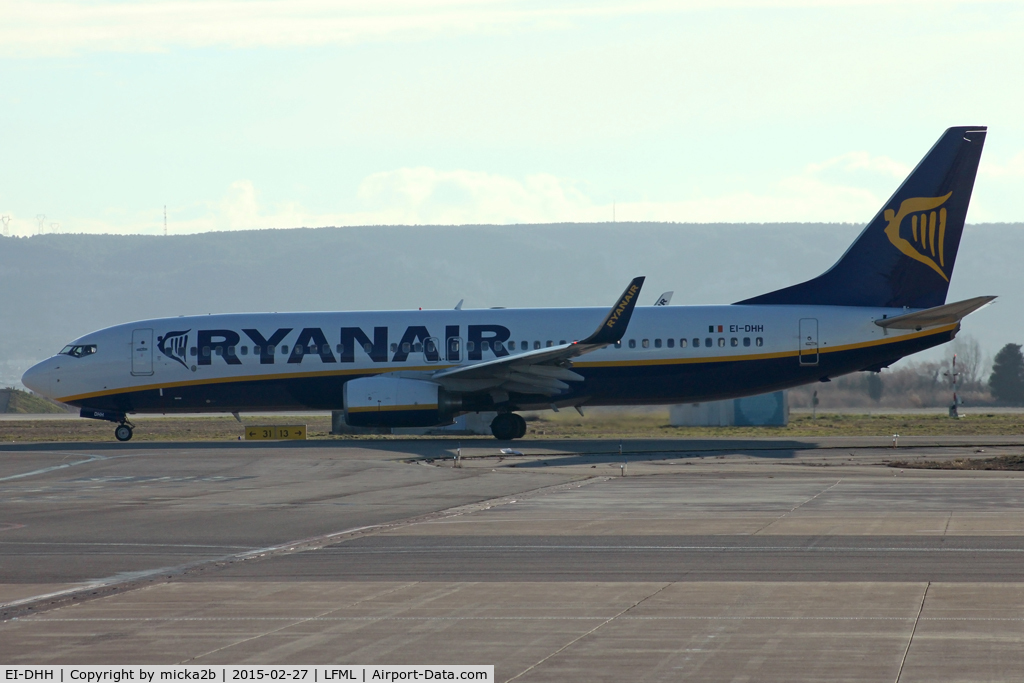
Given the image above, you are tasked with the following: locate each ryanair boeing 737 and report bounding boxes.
[22,126,993,441]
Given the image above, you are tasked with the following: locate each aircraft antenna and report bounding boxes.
[35,214,45,235]
[164,205,167,236]
[1,215,9,237]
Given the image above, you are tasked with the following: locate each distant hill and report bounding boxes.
[1,222,1020,387]
[0,388,70,414]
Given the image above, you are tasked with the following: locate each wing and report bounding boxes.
[431,277,645,397]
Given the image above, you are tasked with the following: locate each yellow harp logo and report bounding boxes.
[883,192,953,282]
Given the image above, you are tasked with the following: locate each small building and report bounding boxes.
[331,410,498,436]
[393,411,498,436]
[669,391,788,427]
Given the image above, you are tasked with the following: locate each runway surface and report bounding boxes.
[3,436,1024,680]
[212,534,1024,582]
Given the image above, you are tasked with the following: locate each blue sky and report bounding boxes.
[1,0,1022,235]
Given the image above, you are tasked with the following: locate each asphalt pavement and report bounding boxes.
[3,437,1024,680]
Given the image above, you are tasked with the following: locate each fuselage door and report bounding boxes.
[131,328,155,376]
[798,318,819,366]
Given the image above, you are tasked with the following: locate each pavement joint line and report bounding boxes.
[895,582,930,683]
[419,440,1024,461]
[33,615,1018,622]
[0,474,605,621]
[505,582,673,683]
[5,436,1024,454]
[177,581,420,664]
[0,449,156,483]
[752,479,840,534]
[0,542,257,549]
[315,545,1024,553]
[0,454,112,482]
[223,475,606,558]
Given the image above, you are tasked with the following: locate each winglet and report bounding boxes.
[580,276,645,345]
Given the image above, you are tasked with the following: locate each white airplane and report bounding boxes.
[23,126,993,442]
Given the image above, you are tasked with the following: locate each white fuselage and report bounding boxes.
[23,303,954,414]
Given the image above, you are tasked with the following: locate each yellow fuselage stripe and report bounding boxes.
[57,324,955,404]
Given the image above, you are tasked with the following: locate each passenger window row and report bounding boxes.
[184,339,603,359]
[613,337,764,349]
[191,344,302,358]
[183,343,402,358]
[178,336,767,361]
[509,340,565,351]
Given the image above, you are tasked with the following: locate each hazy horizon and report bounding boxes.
[2,221,1018,390]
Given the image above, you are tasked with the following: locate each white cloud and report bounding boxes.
[979,151,1024,179]
[218,180,319,230]
[223,166,878,228]
[345,154,897,225]
[354,167,596,224]
[0,0,663,56]
[807,151,910,179]
[0,0,1005,57]
[605,176,879,224]
[15,151,908,236]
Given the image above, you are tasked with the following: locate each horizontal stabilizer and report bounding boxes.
[874,296,996,330]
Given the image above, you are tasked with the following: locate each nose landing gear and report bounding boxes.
[490,412,527,440]
[114,422,134,442]
[79,408,136,442]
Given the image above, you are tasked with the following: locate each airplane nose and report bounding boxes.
[21,359,54,398]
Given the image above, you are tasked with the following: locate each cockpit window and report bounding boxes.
[60,344,97,358]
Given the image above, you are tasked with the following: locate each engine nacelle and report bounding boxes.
[343,376,460,428]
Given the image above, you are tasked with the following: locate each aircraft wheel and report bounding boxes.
[114,424,133,442]
[490,413,518,441]
[513,414,527,438]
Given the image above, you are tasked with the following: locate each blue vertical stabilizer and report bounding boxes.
[738,126,986,308]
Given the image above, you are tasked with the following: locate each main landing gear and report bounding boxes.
[114,420,135,442]
[490,413,527,441]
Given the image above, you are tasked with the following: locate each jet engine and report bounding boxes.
[343,376,461,428]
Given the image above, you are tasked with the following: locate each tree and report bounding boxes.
[865,372,884,402]
[989,344,1024,405]
[947,335,985,389]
